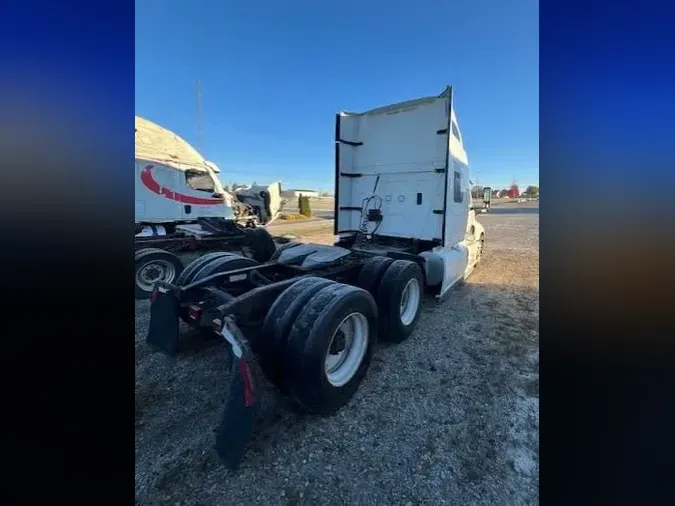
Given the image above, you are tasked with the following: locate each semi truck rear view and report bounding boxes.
[334,85,484,297]
[145,86,485,468]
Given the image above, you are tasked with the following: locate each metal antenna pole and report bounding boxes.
[196,79,204,153]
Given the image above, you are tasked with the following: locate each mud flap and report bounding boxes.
[146,284,180,356]
[215,317,258,470]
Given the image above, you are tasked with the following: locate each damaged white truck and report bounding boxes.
[145,86,485,468]
[134,116,283,298]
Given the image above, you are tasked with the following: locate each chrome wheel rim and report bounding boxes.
[324,312,369,387]
[399,278,421,326]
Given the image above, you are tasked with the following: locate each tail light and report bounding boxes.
[188,305,202,320]
[238,360,256,407]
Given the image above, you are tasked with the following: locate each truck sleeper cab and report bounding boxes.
[334,85,484,297]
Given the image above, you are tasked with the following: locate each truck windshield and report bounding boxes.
[185,170,216,193]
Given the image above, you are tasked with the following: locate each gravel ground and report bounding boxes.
[135,202,539,505]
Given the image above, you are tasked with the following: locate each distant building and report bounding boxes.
[282,189,320,198]
[505,184,520,199]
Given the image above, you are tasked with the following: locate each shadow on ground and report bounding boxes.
[483,206,539,215]
[312,212,334,219]
[282,206,334,220]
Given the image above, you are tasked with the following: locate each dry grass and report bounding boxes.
[279,213,310,221]
[268,220,334,240]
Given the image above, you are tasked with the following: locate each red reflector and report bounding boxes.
[238,360,256,407]
[188,305,201,320]
[150,290,160,303]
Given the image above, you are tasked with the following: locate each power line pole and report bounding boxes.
[195,78,203,153]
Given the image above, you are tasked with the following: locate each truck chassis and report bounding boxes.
[134,218,277,299]
[146,236,482,469]
[142,85,486,469]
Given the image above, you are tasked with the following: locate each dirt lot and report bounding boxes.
[135,202,539,505]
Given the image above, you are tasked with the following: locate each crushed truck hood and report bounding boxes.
[135,116,215,172]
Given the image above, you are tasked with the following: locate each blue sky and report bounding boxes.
[135,0,538,192]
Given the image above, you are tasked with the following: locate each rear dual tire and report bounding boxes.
[258,277,336,391]
[176,252,232,287]
[177,252,258,287]
[176,252,257,326]
[260,279,377,415]
[356,255,393,296]
[358,257,424,344]
[376,260,424,344]
[256,259,423,414]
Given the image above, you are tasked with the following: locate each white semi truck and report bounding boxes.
[134,116,282,298]
[146,86,485,468]
[332,85,485,297]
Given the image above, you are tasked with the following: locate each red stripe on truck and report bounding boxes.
[141,164,224,205]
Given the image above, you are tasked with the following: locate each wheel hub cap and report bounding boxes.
[399,278,421,326]
[136,259,177,292]
[324,313,369,387]
[329,331,347,354]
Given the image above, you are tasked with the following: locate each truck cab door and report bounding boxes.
[182,169,233,220]
[138,163,184,222]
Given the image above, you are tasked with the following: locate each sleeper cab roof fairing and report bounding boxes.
[339,86,453,117]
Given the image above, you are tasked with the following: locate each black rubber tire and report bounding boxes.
[270,241,302,261]
[135,247,171,260]
[258,277,337,391]
[135,247,160,260]
[176,252,233,286]
[283,283,377,415]
[376,260,424,344]
[244,227,276,263]
[135,248,184,299]
[191,253,258,286]
[356,256,394,297]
